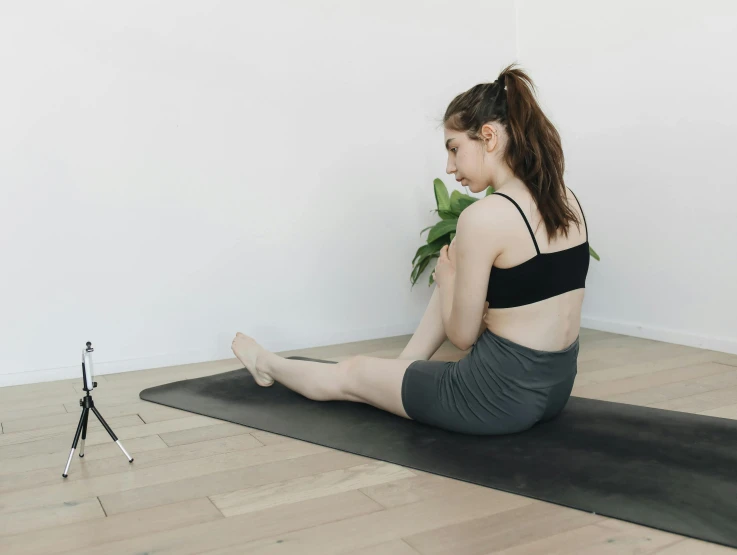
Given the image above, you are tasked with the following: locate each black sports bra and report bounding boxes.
[486,189,589,309]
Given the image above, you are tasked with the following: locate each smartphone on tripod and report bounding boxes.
[63,342,134,477]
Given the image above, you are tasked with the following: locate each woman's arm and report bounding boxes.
[441,238,488,349]
[440,282,488,350]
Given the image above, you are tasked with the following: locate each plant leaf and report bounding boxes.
[449,190,477,215]
[426,219,457,244]
[457,195,477,212]
[411,253,437,287]
[589,245,600,261]
[449,190,465,215]
[410,235,446,287]
[429,209,457,221]
[412,236,446,266]
[433,178,451,212]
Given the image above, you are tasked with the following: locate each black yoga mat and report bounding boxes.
[139,356,737,549]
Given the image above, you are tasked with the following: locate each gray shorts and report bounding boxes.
[401,328,579,435]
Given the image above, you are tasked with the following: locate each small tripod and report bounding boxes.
[63,341,133,478]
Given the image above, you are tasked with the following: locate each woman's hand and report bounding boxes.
[432,238,456,288]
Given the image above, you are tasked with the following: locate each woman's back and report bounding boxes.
[482,186,588,352]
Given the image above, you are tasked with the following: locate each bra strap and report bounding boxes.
[492,192,540,255]
[568,188,588,241]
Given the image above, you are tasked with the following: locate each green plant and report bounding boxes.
[410,178,601,287]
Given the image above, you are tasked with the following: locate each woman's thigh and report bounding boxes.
[401,357,550,435]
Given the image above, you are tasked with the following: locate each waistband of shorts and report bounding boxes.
[476,328,580,359]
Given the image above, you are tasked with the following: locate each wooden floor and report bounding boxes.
[2,328,737,554]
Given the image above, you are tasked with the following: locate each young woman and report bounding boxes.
[232,63,590,435]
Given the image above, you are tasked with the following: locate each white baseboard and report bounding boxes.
[3,319,735,388]
[581,316,737,356]
[0,323,416,388]
[0,350,227,388]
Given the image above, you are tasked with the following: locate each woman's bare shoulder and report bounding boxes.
[472,193,528,233]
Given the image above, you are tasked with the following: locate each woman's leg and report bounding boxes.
[397,284,447,360]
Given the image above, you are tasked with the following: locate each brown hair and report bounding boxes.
[442,62,582,240]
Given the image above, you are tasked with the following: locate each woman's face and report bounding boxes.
[444,123,505,194]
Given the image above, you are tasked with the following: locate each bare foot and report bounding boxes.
[231,332,274,387]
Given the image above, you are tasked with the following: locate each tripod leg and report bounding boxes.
[63,407,88,477]
[79,407,90,458]
[91,406,133,463]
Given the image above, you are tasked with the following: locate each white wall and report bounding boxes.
[0,0,518,386]
[515,0,737,355]
[3,1,735,388]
